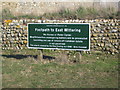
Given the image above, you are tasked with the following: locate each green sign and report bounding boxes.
[28,23,90,51]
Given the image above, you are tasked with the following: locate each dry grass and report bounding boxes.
[1,49,119,88]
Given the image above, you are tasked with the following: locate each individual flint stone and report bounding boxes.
[9,23,14,26]
[107,33,111,36]
[23,40,27,44]
[98,34,103,37]
[18,33,21,37]
[106,44,113,47]
[15,37,19,40]
[106,27,111,31]
[115,23,119,26]
[96,24,101,27]
[111,29,117,33]
[109,48,117,53]
[100,43,104,47]
[16,46,20,49]
[111,23,115,26]
[110,40,113,43]
[23,26,27,30]
[103,34,108,37]
[114,43,119,46]
[65,20,69,23]
[101,40,105,43]
[2,34,5,39]
[7,34,10,37]
[91,40,96,43]
[97,43,101,46]
[100,31,104,33]
[93,37,98,40]
[7,31,10,34]
[92,34,98,37]
[113,26,118,29]
[113,40,118,43]
[19,19,23,24]
[96,40,100,43]
[112,36,116,39]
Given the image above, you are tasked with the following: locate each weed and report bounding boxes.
[2,8,15,19]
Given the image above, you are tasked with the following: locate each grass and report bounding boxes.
[45,6,119,19]
[2,6,119,20]
[2,8,42,20]
[1,49,119,88]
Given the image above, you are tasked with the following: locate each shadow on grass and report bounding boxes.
[2,54,55,60]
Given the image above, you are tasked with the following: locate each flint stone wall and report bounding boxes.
[1,19,120,54]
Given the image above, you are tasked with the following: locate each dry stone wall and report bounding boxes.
[1,19,120,54]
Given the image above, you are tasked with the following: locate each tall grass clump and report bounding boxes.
[59,9,75,19]
[100,7,118,19]
[86,7,100,19]
[43,9,75,19]
[2,8,15,19]
[75,7,87,19]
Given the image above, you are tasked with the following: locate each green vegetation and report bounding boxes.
[2,8,15,19]
[46,7,114,19]
[2,8,42,20]
[2,6,119,20]
[44,6,118,19]
[17,15,42,19]
[2,49,119,88]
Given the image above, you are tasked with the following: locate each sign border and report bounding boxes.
[27,23,90,51]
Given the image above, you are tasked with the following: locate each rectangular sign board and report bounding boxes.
[28,23,90,51]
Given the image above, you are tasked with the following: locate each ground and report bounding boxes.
[1,49,119,88]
